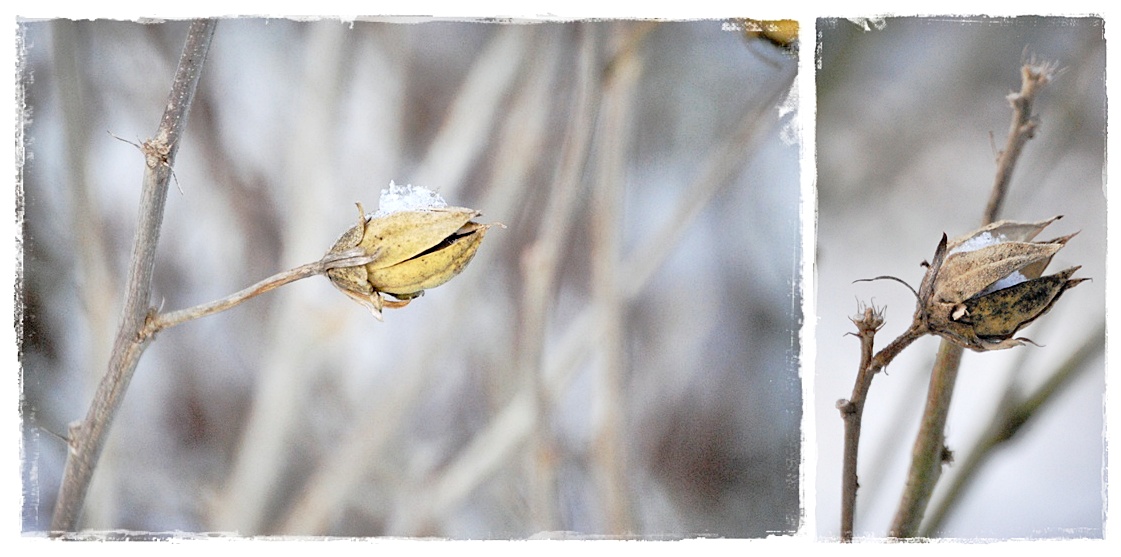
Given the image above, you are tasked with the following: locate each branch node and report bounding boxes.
[66,421,82,455]
[940,445,955,465]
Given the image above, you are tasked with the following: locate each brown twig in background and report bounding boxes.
[50,19,217,534]
[374,41,797,536]
[517,23,601,532]
[888,61,1055,539]
[589,22,644,534]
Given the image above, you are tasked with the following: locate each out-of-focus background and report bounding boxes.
[18,19,801,537]
[816,18,1106,539]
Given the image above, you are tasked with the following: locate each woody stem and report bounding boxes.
[839,316,927,542]
[889,61,1053,539]
[50,20,217,534]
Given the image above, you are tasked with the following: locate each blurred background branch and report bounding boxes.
[920,317,1106,536]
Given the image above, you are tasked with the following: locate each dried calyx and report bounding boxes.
[913,216,1086,351]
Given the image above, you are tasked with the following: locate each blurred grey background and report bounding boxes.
[816,17,1106,539]
[18,19,801,537]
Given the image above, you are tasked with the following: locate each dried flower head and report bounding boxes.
[915,216,1086,351]
[325,183,497,320]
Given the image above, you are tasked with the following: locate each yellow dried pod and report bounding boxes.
[325,203,496,320]
[915,216,1086,351]
[356,207,482,271]
[367,220,492,296]
[737,18,799,51]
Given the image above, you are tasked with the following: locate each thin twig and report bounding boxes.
[983,62,1056,224]
[888,61,1055,539]
[50,19,217,534]
[141,248,380,338]
[517,23,601,532]
[838,307,927,542]
[589,22,643,534]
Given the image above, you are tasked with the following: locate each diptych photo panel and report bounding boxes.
[17,19,801,538]
[816,17,1106,540]
[12,13,1109,545]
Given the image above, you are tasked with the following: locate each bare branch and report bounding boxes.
[50,19,217,534]
[983,61,1058,225]
[141,249,382,338]
[889,60,1055,539]
[838,304,926,542]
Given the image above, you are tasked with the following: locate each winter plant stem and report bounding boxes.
[919,318,1105,536]
[838,61,1053,542]
[50,20,217,534]
[888,340,963,537]
[888,61,1054,539]
[983,63,1051,225]
[838,310,927,542]
[141,249,379,338]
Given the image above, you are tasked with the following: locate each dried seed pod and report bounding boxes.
[326,202,496,320]
[916,216,1086,351]
[736,18,799,52]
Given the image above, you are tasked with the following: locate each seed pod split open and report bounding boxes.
[325,202,497,320]
[916,216,1085,351]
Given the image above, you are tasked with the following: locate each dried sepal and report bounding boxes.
[325,202,496,320]
[915,216,1085,351]
[946,216,1062,250]
[958,266,1085,339]
[934,241,1064,304]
